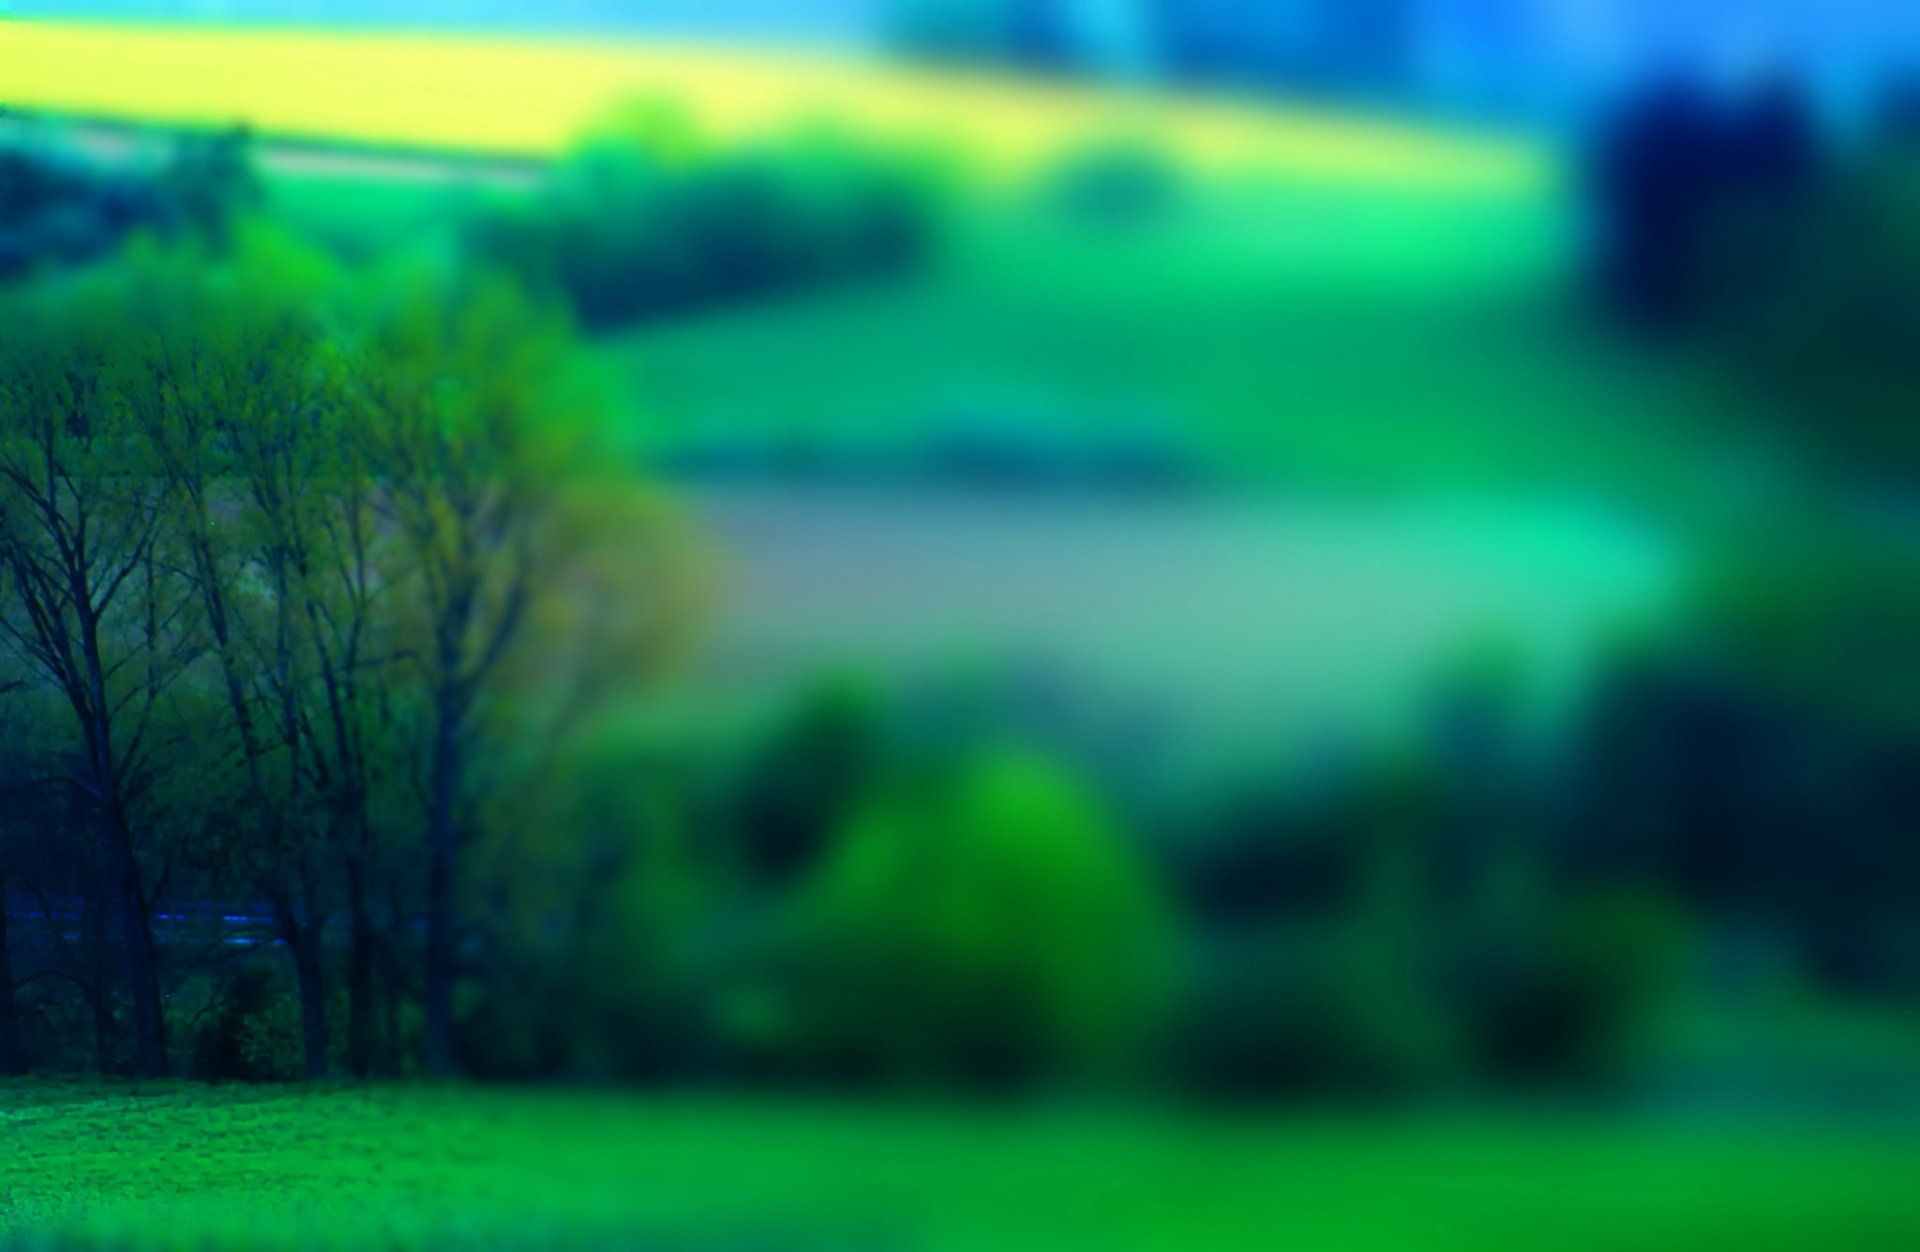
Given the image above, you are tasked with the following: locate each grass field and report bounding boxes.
[4,1081,1918,1251]
[597,184,1748,513]
[0,22,1550,193]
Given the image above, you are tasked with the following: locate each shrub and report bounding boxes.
[732,745,1177,1090]
[1042,140,1186,228]
[1565,531,1920,997]
[467,136,937,333]
[459,762,725,1082]
[0,127,261,283]
[1706,150,1920,481]
[733,677,886,888]
[1171,928,1454,1103]
[1453,884,1688,1088]
[187,963,303,1084]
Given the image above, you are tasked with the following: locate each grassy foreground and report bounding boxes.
[3,1081,1918,1250]
[0,22,1547,192]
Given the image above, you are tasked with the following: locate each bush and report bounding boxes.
[0,127,260,283]
[1171,929,1453,1103]
[187,964,303,1084]
[1042,140,1186,228]
[458,752,726,1082]
[732,677,886,889]
[1564,532,1920,997]
[1453,885,1688,1088]
[1706,150,1920,480]
[467,136,937,333]
[730,745,1176,1090]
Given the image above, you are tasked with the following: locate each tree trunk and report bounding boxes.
[269,892,330,1081]
[422,692,460,1077]
[293,925,330,1082]
[381,897,404,1077]
[0,879,20,1076]
[345,858,374,1079]
[106,818,166,1079]
[84,886,110,1073]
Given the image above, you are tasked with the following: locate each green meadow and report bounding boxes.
[6,1082,1919,1252]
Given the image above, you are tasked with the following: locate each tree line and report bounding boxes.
[0,227,672,1079]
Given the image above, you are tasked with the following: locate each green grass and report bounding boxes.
[4,1082,1918,1251]
[260,170,497,262]
[597,187,1749,517]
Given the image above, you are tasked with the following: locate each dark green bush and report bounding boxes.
[458,756,724,1082]
[1171,929,1453,1102]
[1042,140,1186,228]
[466,137,937,333]
[0,127,260,282]
[1702,150,1920,481]
[188,963,303,1084]
[1453,885,1688,1088]
[732,677,886,889]
[1565,529,1920,998]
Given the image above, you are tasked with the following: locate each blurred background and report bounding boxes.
[3,1,1920,1248]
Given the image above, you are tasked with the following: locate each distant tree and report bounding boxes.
[1590,68,1825,337]
[0,126,261,285]
[152,127,263,246]
[1588,74,1730,331]
[467,133,935,333]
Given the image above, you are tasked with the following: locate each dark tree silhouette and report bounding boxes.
[1588,67,1822,335]
[1589,73,1727,331]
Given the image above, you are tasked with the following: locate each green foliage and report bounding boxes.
[1704,148,1920,480]
[1172,930,1452,1102]
[1042,139,1187,228]
[731,675,886,888]
[1694,517,1920,737]
[0,126,263,282]
[737,744,1176,1089]
[151,127,263,246]
[184,965,304,1084]
[1581,523,1920,994]
[1456,883,1689,1088]
[467,134,938,332]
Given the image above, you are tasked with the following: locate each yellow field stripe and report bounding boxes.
[0,21,1551,194]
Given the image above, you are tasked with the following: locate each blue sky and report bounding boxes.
[0,0,881,39]
[4,0,1914,104]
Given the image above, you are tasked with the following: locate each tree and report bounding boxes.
[353,264,590,1075]
[117,229,346,1079]
[0,601,30,1077]
[1588,68,1823,337]
[0,272,205,1078]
